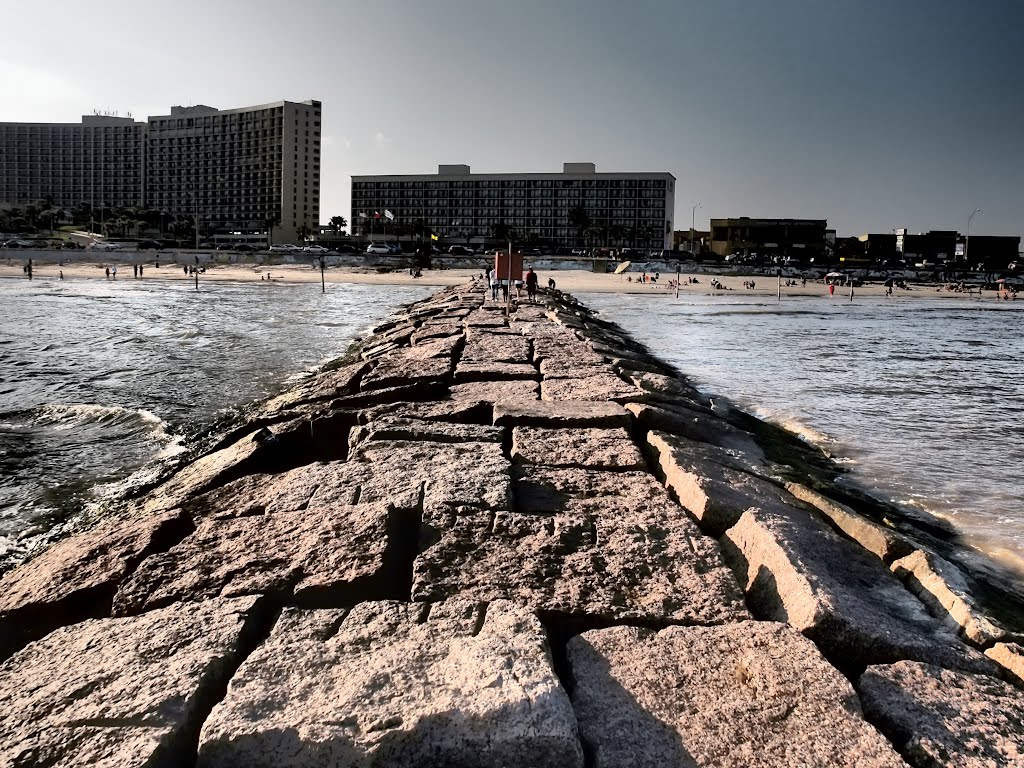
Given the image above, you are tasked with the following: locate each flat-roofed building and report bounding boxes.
[0,100,320,244]
[709,217,828,261]
[351,163,675,250]
[0,115,146,212]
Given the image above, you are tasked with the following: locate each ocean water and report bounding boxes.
[0,276,434,563]
[581,290,1024,583]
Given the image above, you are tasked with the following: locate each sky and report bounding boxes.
[1,0,1021,238]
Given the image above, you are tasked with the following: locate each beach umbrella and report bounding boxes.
[614,261,632,275]
[883,277,895,287]
[826,271,845,279]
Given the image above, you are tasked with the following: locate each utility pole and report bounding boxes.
[690,202,701,257]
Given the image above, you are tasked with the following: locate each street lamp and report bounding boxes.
[689,202,701,256]
[966,208,981,267]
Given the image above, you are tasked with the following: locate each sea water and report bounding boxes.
[581,290,1024,584]
[0,276,434,564]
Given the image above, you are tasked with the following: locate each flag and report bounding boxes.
[374,211,381,220]
[430,234,438,241]
[384,210,395,221]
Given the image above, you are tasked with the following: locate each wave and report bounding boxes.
[10,403,181,449]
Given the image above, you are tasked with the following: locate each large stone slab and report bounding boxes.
[786,482,915,563]
[360,353,453,391]
[511,426,646,471]
[0,596,266,768]
[720,504,996,673]
[450,379,540,402]
[261,362,367,414]
[181,462,346,520]
[461,331,531,363]
[147,420,307,511]
[541,373,640,402]
[494,400,632,429]
[197,600,584,768]
[514,466,680,516]
[626,401,765,456]
[647,431,796,536]
[624,370,708,403]
[413,508,747,625]
[453,361,539,382]
[858,660,1024,767]
[0,508,193,660]
[569,622,905,767]
[348,439,511,514]
[349,416,502,450]
[409,322,463,345]
[891,549,1014,647]
[986,642,1024,686]
[113,504,393,615]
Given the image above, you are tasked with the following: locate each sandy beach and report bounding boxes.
[1,258,1005,302]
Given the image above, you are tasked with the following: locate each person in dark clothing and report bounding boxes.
[525,267,538,302]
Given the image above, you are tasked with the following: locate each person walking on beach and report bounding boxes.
[489,268,499,300]
[133,264,138,278]
[526,267,538,302]
[111,265,117,280]
[105,266,110,279]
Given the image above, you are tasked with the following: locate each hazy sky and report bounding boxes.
[2,0,1021,237]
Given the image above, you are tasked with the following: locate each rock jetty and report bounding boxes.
[1,280,1023,767]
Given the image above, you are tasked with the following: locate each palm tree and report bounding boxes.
[568,206,590,247]
[329,215,347,235]
[263,215,280,247]
[297,224,312,244]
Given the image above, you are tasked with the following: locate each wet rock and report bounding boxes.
[890,549,1013,646]
[0,508,193,661]
[511,427,646,471]
[858,660,1024,767]
[0,596,266,768]
[453,361,539,382]
[569,622,906,767]
[450,380,540,402]
[786,482,915,564]
[360,341,400,360]
[646,431,794,536]
[113,504,393,615]
[494,400,632,430]
[197,600,584,768]
[413,508,747,626]
[985,642,1024,686]
[720,504,997,673]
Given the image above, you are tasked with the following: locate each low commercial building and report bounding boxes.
[351,163,675,250]
[708,217,828,261]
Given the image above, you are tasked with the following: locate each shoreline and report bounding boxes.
[1,259,1015,301]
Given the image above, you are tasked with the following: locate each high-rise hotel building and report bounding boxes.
[0,100,320,244]
[351,163,675,250]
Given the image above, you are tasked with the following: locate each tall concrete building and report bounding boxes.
[351,163,675,250]
[0,100,320,244]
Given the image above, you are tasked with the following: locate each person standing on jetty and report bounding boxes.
[526,267,538,302]
[489,267,499,300]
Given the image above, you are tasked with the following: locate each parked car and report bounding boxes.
[303,245,329,254]
[269,244,300,253]
[335,244,358,254]
[90,241,123,251]
[138,240,163,250]
[447,246,473,256]
[235,244,258,253]
[3,240,34,248]
[366,243,391,255]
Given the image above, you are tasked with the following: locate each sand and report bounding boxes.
[0,258,1003,302]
